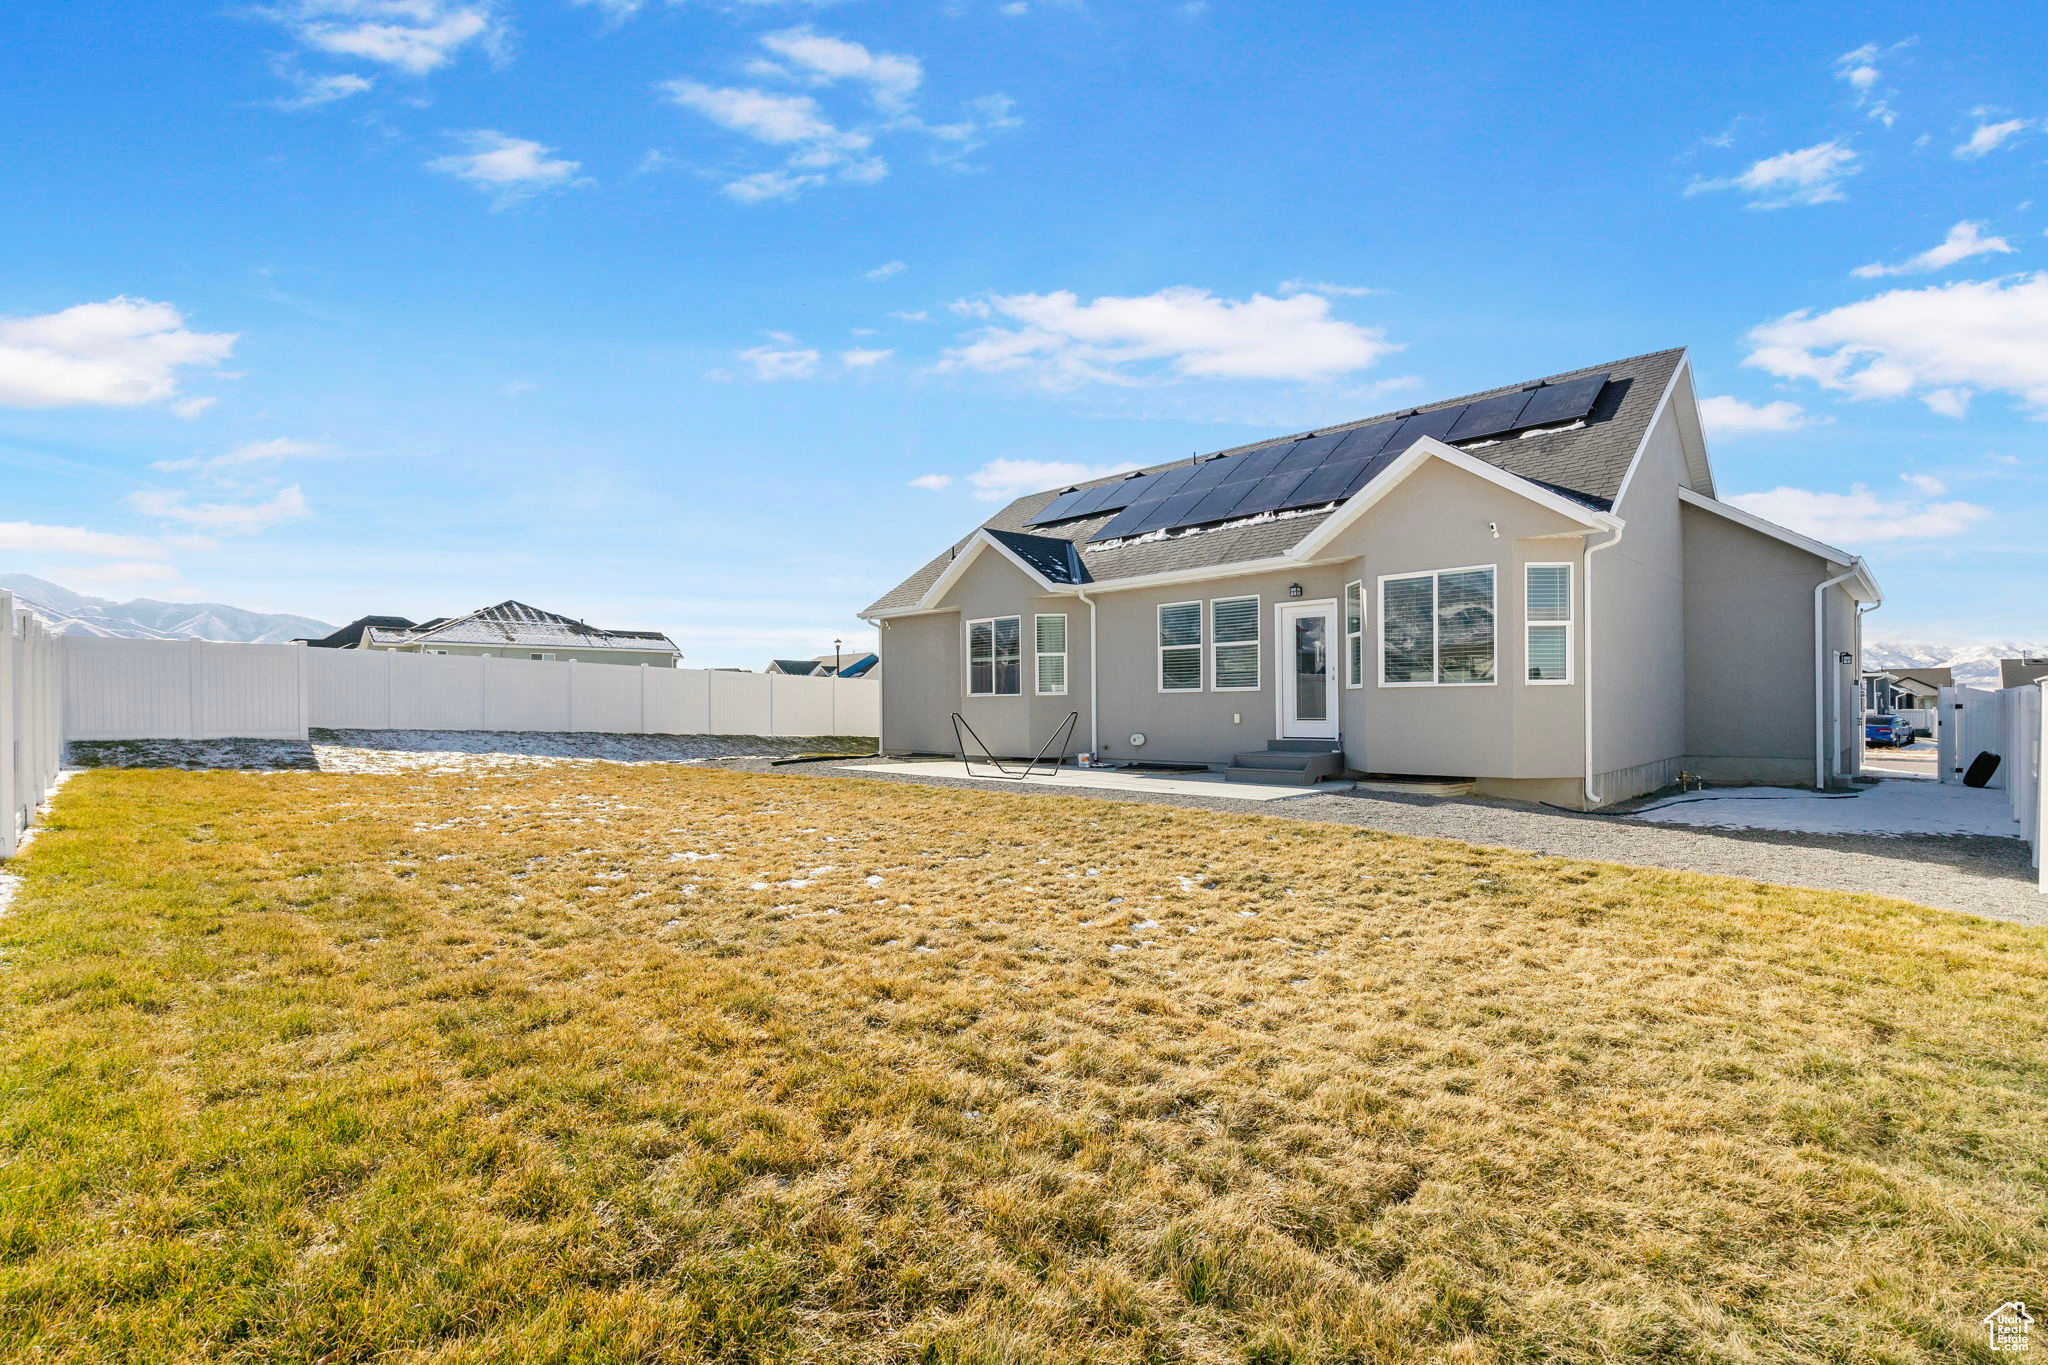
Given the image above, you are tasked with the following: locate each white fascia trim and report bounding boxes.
[911,529,1078,612]
[1677,488,1883,600]
[1290,436,1619,561]
[1608,350,1698,511]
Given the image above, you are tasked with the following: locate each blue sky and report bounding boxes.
[2,0,2043,664]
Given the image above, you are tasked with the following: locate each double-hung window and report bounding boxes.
[1211,596,1260,690]
[967,615,1022,696]
[1343,581,1364,688]
[1379,566,1497,685]
[1158,601,1203,691]
[1034,613,1068,695]
[1524,564,1573,683]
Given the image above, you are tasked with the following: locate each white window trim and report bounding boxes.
[1209,594,1261,692]
[1343,580,1365,689]
[1524,562,1574,686]
[1034,612,1068,696]
[1376,564,1499,688]
[965,614,1023,698]
[1157,599,1204,693]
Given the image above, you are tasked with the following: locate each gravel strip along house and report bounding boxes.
[862,349,1883,807]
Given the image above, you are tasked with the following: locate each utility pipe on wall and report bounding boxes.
[1813,564,1860,790]
[1076,588,1099,757]
[1581,520,1627,808]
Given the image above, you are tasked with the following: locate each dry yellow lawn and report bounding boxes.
[2,764,2044,1363]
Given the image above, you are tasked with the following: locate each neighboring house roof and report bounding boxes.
[364,600,680,654]
[865,348,1692,615]
[297,614,417,648]
[2001,656,2048,689]
[1888,666,1952,692]
[767,658,827,675]
[833,652,879,679]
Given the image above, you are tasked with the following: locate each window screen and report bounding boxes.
[1211,596,1259,690]
[1159,602,1202,691]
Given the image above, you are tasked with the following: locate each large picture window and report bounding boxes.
[1343,581,1364,688]
[1211,596,1260,690]
[967,615,1022,696]
[1159,601,1203,691]
[1034,613,1068,695]
[1525,563,1573,683]
[1380,566,1497,686]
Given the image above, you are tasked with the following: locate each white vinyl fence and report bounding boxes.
[62,639,878,744]
[1939,682,2045,890]
[1,592,64,858]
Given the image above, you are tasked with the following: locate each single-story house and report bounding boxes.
[349,601,681,666]
[1862,665,1951,713]
[860,348,1881,807]
[766,652,881,679]
[296,615,419,649]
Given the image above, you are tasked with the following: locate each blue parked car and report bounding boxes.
[1864,714,1913,747]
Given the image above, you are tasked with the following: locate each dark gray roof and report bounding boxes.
[2002,658,2048,690]
[866,348,1684,614]
[769,658,827,675]
[297,614,416,648]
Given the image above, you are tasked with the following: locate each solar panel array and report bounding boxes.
[1022,373,1610,541]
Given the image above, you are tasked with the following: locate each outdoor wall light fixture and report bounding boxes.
[1287,583,1303,598]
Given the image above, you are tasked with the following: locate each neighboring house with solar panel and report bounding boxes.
[356,600,682,666]
[860,349,1882,806]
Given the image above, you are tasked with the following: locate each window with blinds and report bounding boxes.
[1343,581,1364,688]
[1034,613,1067,695]
[1158,601,1203,691]
[1210,596,1259,690]
[1525,563,1573,683]
[1379,566,1496,685]
[967,615,1022,696]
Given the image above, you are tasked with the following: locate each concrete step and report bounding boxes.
[1224,748,1344,784]
[1266,739,1342,754]
[1229,751,1323,771]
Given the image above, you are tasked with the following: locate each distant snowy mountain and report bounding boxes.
[1864,641,2048,690]
[0,574,334,645]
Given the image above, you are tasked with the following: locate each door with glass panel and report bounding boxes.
[1276,602,1338,739]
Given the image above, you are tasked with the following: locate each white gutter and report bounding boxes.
[1582,521,1626,807]
[1813,563,1861,790]
[1076,587,1100,756]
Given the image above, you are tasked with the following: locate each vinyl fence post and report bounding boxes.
[186,637,204,740]
[1,594,18,860]
[293,640,310,740]
[638,663,649,735]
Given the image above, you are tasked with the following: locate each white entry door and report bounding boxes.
[1277,601,1339,740]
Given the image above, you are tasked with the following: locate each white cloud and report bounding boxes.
[1954,118,2032,160]
[758,27,921,111]
[663,31,1014,201]
[150,438,328,477]
[1698,395,1815,436]
[1852,220,2015,278]
[129,485,311,535]
[839,348,892,367]
[1834,44,1881,91]
[906,473,953,491]
[734,343,821,380]
[1686,140,1859,208]
[0,522,165,558]
[0,297,235,410]
[427,131,582,205]
[939,286,1398,387]
[1728,484,1990,543]
[864,260,906,281]
[1900,472,1947,495]
[966,458,1141,502]
[1744,272,2048,416]
[1833,41,1909,125]
[1278,279,1379,298]
[171,396,217,419]
[38,561,182,585]
[271,69,374,110]
[283,1,500,76]
[890,310,932,322]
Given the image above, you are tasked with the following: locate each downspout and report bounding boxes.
[1813,563,1860,790]
[1852,597,1881,777]
[1076,588,1100,756]
[1582,519,1626,807]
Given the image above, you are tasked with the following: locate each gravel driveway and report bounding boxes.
[755,758,2044,929]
